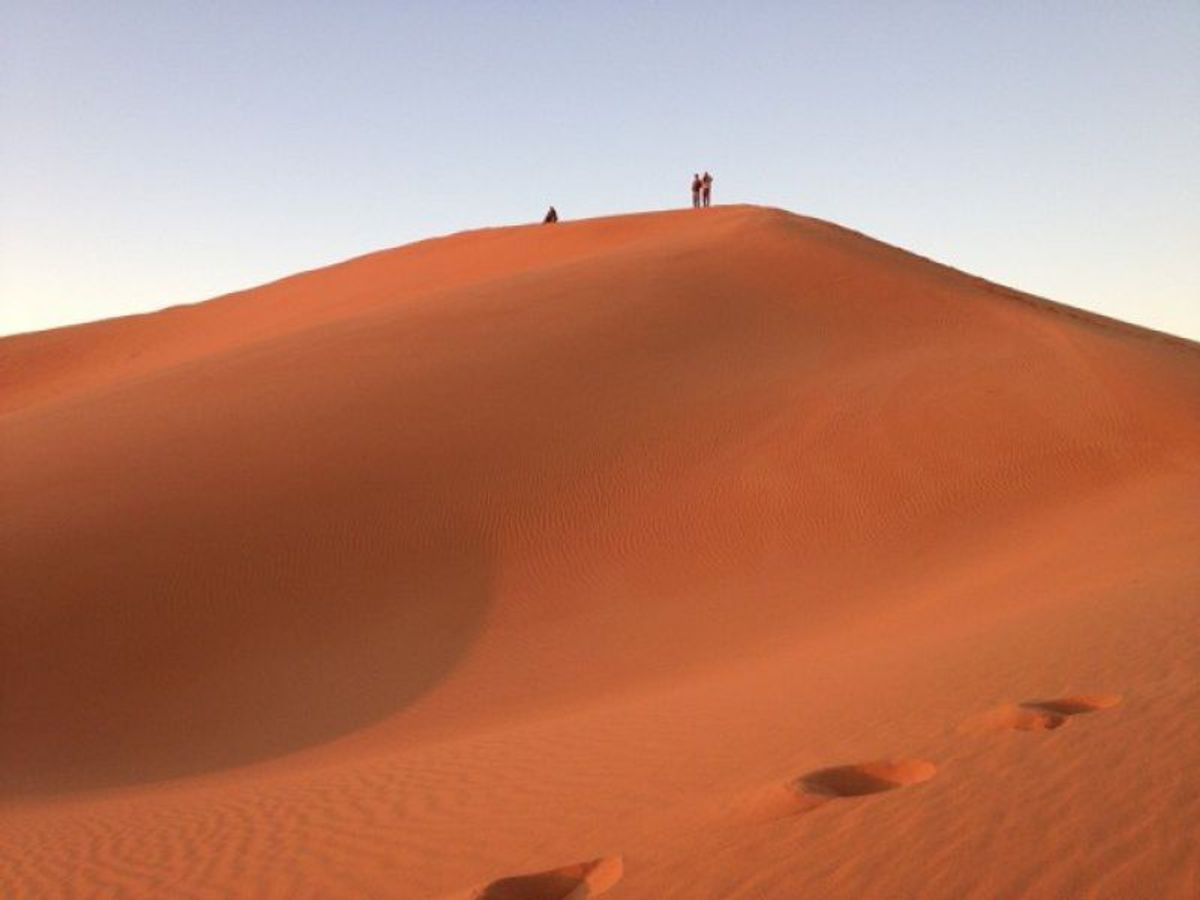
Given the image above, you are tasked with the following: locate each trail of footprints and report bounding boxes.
[457,693,1120,898]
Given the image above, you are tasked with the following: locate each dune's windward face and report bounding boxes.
[3,206,1199,898]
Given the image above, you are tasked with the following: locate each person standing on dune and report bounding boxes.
[701,171,713,207]
[691,173,702,208]
[543,206,558,224]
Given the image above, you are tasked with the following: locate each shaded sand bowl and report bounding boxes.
[961,694,1122,734]
[467,856,623,900]
[790,759,938,811]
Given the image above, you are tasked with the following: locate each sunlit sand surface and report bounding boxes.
[4,206,1198,898]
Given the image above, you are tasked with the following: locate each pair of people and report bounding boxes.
[690,172,713,208]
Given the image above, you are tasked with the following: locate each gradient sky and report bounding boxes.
[2,2,1197,340]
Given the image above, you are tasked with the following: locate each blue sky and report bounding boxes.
[2,2,1197,339]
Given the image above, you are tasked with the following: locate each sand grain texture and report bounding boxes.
[3,206,1199,898]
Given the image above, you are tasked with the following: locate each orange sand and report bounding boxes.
[3,206,1198,898]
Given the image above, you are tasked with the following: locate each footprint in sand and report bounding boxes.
[790,758,938,811]
[467,855,622,900]
[739,758,938,821]
[960,694,1122,734]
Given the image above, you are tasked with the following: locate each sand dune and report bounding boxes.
[3,206,1198,898]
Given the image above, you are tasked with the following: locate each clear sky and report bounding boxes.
[2,2,1197,340]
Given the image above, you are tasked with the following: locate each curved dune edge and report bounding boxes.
[3,206,1199,898]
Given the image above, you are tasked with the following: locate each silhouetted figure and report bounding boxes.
[691,173,702,208]
[701,172,713,207]
[543,206,558,224]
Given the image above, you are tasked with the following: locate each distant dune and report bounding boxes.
[3,206,1198,898]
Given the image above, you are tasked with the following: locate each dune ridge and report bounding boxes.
[3,206,1198,898]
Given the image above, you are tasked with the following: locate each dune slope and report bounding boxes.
[3,206,1198,898]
